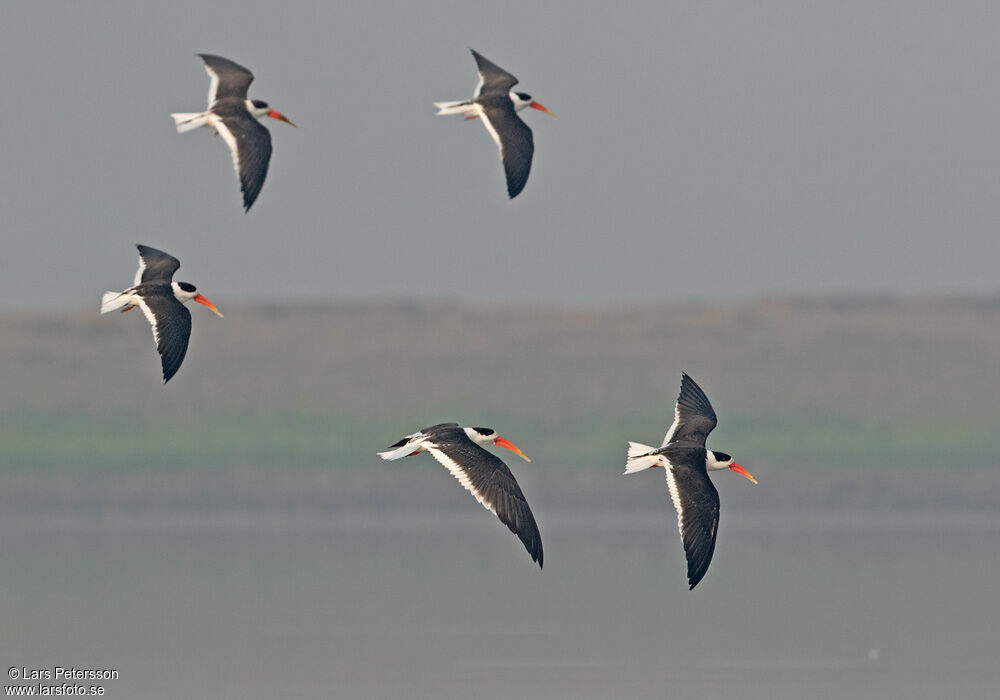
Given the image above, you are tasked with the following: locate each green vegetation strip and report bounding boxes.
[2,403,998,473]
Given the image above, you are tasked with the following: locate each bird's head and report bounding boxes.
[248,99,297,127]
[707,451,757,483]
[511,92,553,117]
[173,282,224,317]
[466,427,531,462]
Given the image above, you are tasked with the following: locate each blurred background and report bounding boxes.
[2,2,999,698]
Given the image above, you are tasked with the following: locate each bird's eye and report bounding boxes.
[252,100,268,109]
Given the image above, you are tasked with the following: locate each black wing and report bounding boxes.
[211,100,273,211]
[664,373,719,447]
[134,245,180,284]
[198,54,255,103]
[471,50,519,96]
[135,288,193,383]
[662,446,720,589]
[477,95,534,198]
[427,432,543,568]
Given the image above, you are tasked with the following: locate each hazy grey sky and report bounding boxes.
[3,1,1000,309]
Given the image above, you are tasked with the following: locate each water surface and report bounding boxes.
[2,504,997,699]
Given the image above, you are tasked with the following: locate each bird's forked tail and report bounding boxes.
[171,112,210,133]
[378,440,421,461]
[433,100,477,116]
[624,442,663,474]
[100,291,129,314]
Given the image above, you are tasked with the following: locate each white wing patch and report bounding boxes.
[426,446,497,516]
[207,114,242,179]
[473,72,485,98]
[661,402,682,447]
[475,103,505,156]
[133,253,147,286]
[662,457,685,542]
[204,64,220,106]
[133,295,161,349]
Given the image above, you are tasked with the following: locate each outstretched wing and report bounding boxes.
[134,245,181,285]
[476,97,534,199]
[471,49,519,97]
[134,290,193,383]
[208,103,273,211]
[426,435,543,568]
[198,54,255,104]
[661,446,720,589]
[662,373,719,447]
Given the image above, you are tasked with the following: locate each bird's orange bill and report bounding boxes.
[730,463,757,484]
[529,101,553,117]
[494,436,531,462]
[267,109,297,127]
[193,294,224,318]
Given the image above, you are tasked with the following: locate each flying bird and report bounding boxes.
[100,245,223,383]
[624,373,757,589]
[171,54,296,211]
[435,49,552,198]
[378,423,543,567]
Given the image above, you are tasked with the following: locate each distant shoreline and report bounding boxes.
[4,296,1000,475]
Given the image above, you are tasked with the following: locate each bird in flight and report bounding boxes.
[435,49,552,198]
[624,373,757,589]
[171,54,296,212]
[100,244,223,383]
[379,423,543,567]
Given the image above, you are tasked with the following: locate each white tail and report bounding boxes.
[624,442,663,474]
[433,100,477,116]
[378,442,421,461]
[171,112,210,133]
[100,291,129,314]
